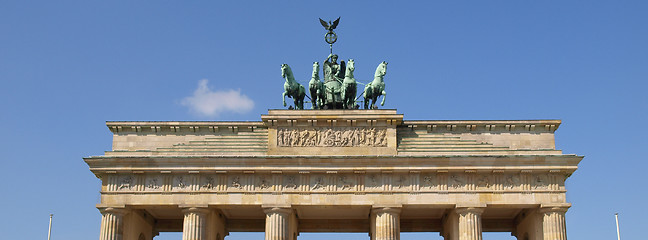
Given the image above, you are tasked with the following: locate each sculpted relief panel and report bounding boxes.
[277,127,387,147]
[104,172,565,194]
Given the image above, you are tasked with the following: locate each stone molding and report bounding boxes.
[401,120,561,133]
[261,109,403,128]
[107,121,264,134]
[100,171,567,194]
[105,119,560,134]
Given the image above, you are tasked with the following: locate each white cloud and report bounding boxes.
[181,79,254,117]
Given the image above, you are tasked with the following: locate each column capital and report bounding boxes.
[263,207,293,215]
[455,207,485,215]
[98,207,130,216]
[181,207,211,215]
[371,206,402,215]
[539,206,569,214]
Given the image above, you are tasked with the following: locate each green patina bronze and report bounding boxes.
[281,63,306,110]
[341,59,357,109]
[364,61,388,109]
[308,62,324,109]
[280,18,388,110]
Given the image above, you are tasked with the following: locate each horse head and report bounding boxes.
[345,59,355,78]
[281,63,293,81]
[312,62,320,79]
[281,64,287,78]
[374,61,387,79]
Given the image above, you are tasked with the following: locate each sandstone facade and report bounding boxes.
[86,110,582,240]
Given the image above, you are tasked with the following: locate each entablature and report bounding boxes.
[85,155,582,174]
[401,119,561,134]
[106,121,265,134]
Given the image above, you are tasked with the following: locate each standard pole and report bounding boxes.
[615,213,620,240]
[48,214,53,240]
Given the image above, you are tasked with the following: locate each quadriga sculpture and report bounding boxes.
[341,59,357,109]
[308,62,325,109]
[281,63,306,110]
[363,61,387,109]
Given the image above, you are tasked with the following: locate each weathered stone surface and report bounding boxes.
[87,110,582,240]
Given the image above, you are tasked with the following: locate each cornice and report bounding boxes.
[85,154,583,174]
[261,109,404,127]
[106,121,265,134]
[104,119,561,134]
[401,119,561,133]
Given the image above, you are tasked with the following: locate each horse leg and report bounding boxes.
[309,87,317,109]
[299,86,306,110]
[282,91,287,107]
[341,84,347,109]
[380,90,387,106]
[363,86,371,109]
[299,95,304,110]
[351,87,357,109]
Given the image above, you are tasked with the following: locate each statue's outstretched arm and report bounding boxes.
[325,53,333,62]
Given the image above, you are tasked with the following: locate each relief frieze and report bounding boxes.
[338,175,354,190]
[394,175,408,189]
[230,176,243,189]
[201,176,215,190]
[284,175,298,189]
[422,175,436,189]
[311,176,326,191]
[477,175,491,188]
[118,176,132,190]
[173,176,189,191]
[534,174,549,189]
[145,176,161,190]
[505,175,520,189]
[277,127,387,147]
[258,176,271,190]
[106,172,562,193]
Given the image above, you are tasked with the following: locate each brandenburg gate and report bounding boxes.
[85,109,582,240]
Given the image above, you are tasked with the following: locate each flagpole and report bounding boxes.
[615,213,620,240]
[48,214,53,240]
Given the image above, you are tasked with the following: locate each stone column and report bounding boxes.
[182,207,210,240]
[540,207,568,240]
[371,207,401,240]
[455,207,484,240]
[264,207,294,240]
[99,207,129,240]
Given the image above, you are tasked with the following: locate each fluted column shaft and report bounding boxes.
[372,207,401,240]
[99,207,129,240]
[541,207,568,240]
[182,207,210,240]
[264,207,293,240]
[456,207,484,240]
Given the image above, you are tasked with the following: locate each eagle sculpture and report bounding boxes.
[319,17,340,32]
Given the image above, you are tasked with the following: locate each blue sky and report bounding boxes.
[1,1,646,239]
